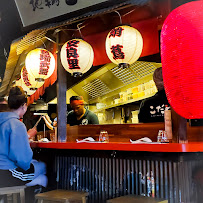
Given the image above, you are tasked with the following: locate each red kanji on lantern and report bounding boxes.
[22,67,31,86]
[67,40,79,48]
[109,27,124,38]
[111,44,125,60]
[68,59,80,69]
[61,39,94,77]
[39,50,51,75]
[66,40,80,70]
[67,47,78,58]
[106,25,143,66]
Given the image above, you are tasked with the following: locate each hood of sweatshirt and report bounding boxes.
[0,112,19,126]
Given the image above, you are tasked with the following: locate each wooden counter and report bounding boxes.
[37,122,203,144]
[33,124,203,203]
[30,142,203,152]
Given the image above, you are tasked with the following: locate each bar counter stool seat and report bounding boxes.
[107,195,168,203]
[0,185,26,203]
[35,189,89,203]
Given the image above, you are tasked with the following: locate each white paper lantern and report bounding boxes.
[21,66,44,90]
[14,78,36,96]
[25,48,55,81]
[60,39,94,77]
[106,25,143,68]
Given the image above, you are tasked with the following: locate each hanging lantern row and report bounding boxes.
[60,39,94,77]
[59,25,143,76]
[105,25,143,68]
[23,25,143,86]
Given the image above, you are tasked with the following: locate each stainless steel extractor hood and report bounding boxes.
[68,60,161,104]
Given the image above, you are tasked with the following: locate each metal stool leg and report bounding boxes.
[82,196,87,203]
[12,193,18,203]
[19,188,25,203]
[0,195,7,203]
[0,195,6,203]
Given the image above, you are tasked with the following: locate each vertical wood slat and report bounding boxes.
[101,157,104,201]
[155,161,159,198]
[106,158,109,200]
[109,158,112,198]
[168,162,173,202]
[173,162,179,203]
[119,159,123,196]
[164,161,168,199]
[113,158,116,198]
[139,160,142,196]
[127,159,130,195]
[135,160,138,195]
[143,160,146,196]
[86,157,89,192]
[160,161,164,198]
[116,158,119,198]
[131,159,135,195]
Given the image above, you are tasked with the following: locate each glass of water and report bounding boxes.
[99,130,109,143]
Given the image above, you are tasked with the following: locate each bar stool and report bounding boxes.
[0,185,26,203]
[107,195,168,203]
[35,189,89,203]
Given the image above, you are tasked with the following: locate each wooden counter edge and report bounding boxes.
[30,142,203,152]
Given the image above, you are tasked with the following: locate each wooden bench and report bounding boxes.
[0,185,26,203]
[107,195,168,203]
[35,190,89,203]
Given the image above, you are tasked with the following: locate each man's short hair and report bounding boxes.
[70,96,84,102]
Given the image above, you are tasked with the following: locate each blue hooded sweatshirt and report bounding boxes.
[0,112,33,171]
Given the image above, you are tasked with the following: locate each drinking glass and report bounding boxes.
[37,134,44,142]
[50,133,56,142]
[157,130,164,142]
[99,130,109,143]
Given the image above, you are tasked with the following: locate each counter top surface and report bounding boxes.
[30,142,203,152]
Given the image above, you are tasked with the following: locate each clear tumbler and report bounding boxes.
[99,130,109,143]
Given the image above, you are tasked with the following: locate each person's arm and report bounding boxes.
[8,122,33,170]
[27,126,37,140]
[53,117,57,127]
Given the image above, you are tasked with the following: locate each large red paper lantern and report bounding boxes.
[106,25,143,68]
[60,39,94,77]
[161,1,203,119]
